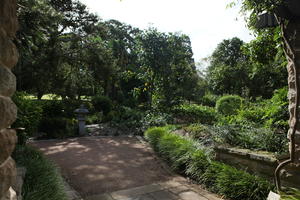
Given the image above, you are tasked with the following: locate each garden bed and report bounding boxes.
[12,145,68,200]
[145,127,274,200]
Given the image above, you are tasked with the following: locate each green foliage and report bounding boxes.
[182,124,213,146]
[206,30,286,99]
[145,127,274,200]
[263,87,289,131]
[12,145,68,200]
[86,112,103,124]
[12,92,43,136]
[216,95,243,116]
[91,95,112,115]
[236,0,283,29]
[207,37,249,96]
[145,127,168,151]
[200,93,219,107]
[109,106,144,133]
[38,117,76,139]
[16,0,203,108]
[40,100,65,118]
[173,104,217,124]
[215,164,273,200]
[281,188,300,200]
[141,111,172,128]
[211,125,288,153]
[219,87,289,133]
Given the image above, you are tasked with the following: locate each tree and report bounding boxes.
[206,37,250,96]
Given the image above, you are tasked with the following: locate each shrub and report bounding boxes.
[86,112,103,124]
[61,99,89,117]
[216,164,272,200]
[211,125,288,153]
[182,124,214,146]
[219,88,289,133]
[235,104,266,125]
[173,104,217,124]
[145,127,274,200]
[38,117,76,139]
[145,127,167,151]
[263,87,289,132]
[201,93,219,107]
[40,100,65,118]
[12,92,43,136]
[111,106,144,128]
[91,95,112,115]
[141,111,172,128]
[12,145,68,200]
[216,95,243,116]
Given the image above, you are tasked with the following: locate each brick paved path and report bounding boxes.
[31,136,222,200]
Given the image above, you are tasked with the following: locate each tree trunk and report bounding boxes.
[284,21,300,164]
[276,20,300,190]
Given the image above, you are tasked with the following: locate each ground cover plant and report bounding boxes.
[12,145,68,200]
[145,127,274,200]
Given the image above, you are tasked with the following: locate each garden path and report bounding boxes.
[30,136,222,200]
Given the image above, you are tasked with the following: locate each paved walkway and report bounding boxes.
[30,136,222,200]
[86,180,222,200]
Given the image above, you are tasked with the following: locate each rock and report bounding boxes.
[0,39,18,69]
[12,167,26,200]
[1,187,17,200]
[267,191,280,200]
[0,96,17,130]
[0,158,16,198]
[0,66,16,97]
[0,0,18,38]
[0,129,16,163]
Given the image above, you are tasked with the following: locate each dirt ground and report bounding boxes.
[30,136,175,198]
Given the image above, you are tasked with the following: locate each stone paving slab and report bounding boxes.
[85,180,222,200]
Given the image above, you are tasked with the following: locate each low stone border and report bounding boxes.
[215,146,300,189]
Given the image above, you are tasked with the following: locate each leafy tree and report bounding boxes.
[206,37,250,96]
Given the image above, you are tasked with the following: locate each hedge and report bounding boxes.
[173,104,217,124]
[145,127,274,200]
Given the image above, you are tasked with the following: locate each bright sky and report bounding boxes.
[79,0,254,63]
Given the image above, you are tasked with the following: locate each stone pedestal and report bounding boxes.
[0,0,18,199]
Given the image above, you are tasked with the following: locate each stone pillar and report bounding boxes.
[285,21,300,164]
[0,0,19,199]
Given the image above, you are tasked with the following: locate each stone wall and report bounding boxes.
[215,146,300,189]
[0,0,18,199]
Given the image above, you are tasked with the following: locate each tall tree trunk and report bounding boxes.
[284,21,300,164]
[275,20,300,190]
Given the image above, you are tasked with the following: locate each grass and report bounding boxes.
[281,188,300,200]
[145,127,274,200]
[24,94,91,100]
[12,145,68,200]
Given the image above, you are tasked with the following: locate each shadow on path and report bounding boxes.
[30,137,175,198]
